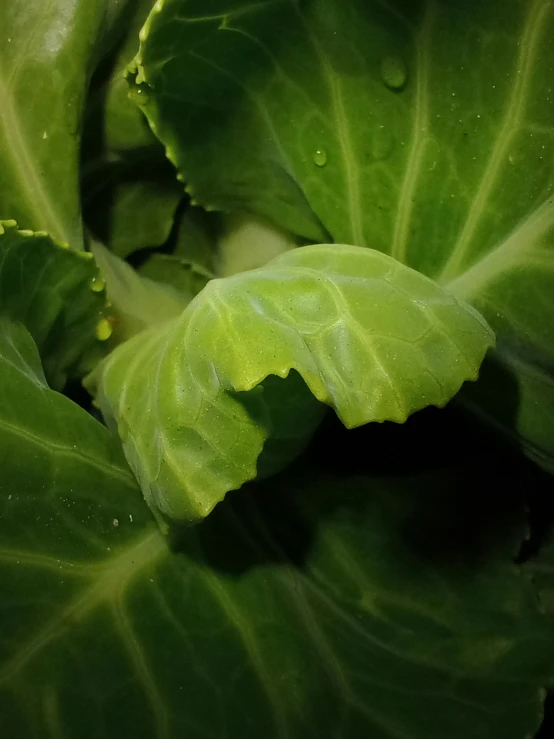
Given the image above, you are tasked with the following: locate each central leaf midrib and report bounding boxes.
[391,0,435,264]
[0,414,136,489]
[445,195,554,298]
[438,0,551,281]
[289,0,364,246]
[0,530,165,687]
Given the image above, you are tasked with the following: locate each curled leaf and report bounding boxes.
[88,244,494,525]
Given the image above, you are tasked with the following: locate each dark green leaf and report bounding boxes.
[85,0,159,156]
[139,254,213,300]
[0,221,105,387]
[84,167,183,259]
[0,436,551,738]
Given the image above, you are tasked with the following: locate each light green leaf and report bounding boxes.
[143,208,296,289]
[0,0,137,247]
[131,0,554,469]
[216,212,298,277]
[0,437,551,739]
[0,221,105,388]
[91,241,189,343]
[88,244,493,524]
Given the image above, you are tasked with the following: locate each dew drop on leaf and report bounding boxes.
[89,276,106,292]
[313,148,328,167]
[380,55,408,91]
[129,84,151,106]
[96,318,113,341]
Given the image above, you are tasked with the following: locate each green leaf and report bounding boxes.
[137,204,217,297]
[215,213,298,277]
[84,163,183,258]
[139,254,213,301]
[0,221,105,388]
[458,352,554,474]
[84,0,159,156]
[0,436,551,739]
[170,205,219,273]
[131,0,554,470]
[91,241,189,343]
[528,539,554,620]
[0,317,138,508]
[140,209,296,292]
[88,244,493,524]
[0,0,136,247]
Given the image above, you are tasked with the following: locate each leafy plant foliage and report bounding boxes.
[0,1,553,738]
[129,0,554,471]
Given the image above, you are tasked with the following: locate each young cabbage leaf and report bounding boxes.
[129,0,554,472]
[88,244,493,525]
[137,209,297,294]
[91,241,190,343]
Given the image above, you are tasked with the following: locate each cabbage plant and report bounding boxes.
[1,1,554,738]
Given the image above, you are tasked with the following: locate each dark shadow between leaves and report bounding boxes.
[167,358,546,583]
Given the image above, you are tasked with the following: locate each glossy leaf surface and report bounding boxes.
[90,244,493,523]
[130,0,554,469]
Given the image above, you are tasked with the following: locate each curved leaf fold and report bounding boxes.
[88,244,493,524]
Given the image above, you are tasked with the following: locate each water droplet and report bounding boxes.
[96,318,113,341]
[129,84,150,106]
[90,275,106,292]
[313,148,327,167]
[380,55,408,91]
